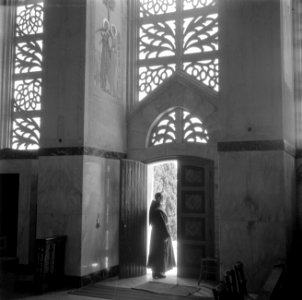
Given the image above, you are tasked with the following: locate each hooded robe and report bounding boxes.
[147,200,176,274]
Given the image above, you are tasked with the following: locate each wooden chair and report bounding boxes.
[198,257,219,284]
[212,281,229,300]
[212,262,247,300]
[213,261,285,300]
[234,261,248,296]
[225,270,237,293]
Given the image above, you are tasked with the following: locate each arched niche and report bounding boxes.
[127,71,221,162]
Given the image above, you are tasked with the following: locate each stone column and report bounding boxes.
[218,0,295,291]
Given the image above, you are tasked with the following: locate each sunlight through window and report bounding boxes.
[12,0,44,150]
[149,107,209,146]
[138,0,219,101]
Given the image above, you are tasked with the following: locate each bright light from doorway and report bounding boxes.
[147,160,178,276]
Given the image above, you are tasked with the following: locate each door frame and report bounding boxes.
[145,155,215,277]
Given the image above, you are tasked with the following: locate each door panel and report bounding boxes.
[177,158,214,278]
[119,159,147,278]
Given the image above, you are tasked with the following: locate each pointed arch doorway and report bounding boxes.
[147,156,214,279]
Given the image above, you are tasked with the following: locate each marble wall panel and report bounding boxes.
[220,220,286,292]
[219,0,283,141]
[36,156,83,276]
[81,156,120,276]
[37,156,83,215]
[219,151,285,222]
[218,151,290,291]
[280,0,295,145]
[41,0,85,148]
[283,153,296,247]
[0,159,38,265]
[85,98,126,152]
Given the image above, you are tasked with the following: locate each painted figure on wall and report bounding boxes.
[95,0,120,98]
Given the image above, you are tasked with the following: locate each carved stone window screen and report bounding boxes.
[148,107,209,147]
[12,0,44,150]
[138,0,219,101]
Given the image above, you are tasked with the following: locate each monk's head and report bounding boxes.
[155,192,163,203]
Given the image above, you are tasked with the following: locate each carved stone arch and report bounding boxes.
[145,106,179,148]
[128,73,220,162]
[146,106,210,148]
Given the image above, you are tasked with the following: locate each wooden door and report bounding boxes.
[119,159,147,278]
[177,158,214,278]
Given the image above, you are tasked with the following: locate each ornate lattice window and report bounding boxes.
[149,107,209,146]
[138,0,219,101]
[11,0,44,150]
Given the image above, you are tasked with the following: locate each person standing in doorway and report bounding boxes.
[147,192,176,279]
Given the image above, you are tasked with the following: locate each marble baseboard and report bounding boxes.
[2,141,296,159]
[218,139,296,157]
[0,149,38,159]
[39,147,127,159]
[64,265,119,288]
[0,147,126,160]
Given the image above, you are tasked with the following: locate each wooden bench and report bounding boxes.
[212,262,285,300]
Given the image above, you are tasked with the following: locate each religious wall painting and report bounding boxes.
[93,0,123,99]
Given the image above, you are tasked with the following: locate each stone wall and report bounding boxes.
[127,0,296,292]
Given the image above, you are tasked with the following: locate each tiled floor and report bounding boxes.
[0,269,216,300]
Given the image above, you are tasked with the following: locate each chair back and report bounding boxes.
[212,261,246,300]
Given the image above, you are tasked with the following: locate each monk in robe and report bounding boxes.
[147,192,176,279]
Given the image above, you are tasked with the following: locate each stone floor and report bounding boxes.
[0,268,215,300]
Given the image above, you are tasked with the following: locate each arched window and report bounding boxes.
[148,107,209,147]
[11,0,44,150]
[137,0,219,101]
